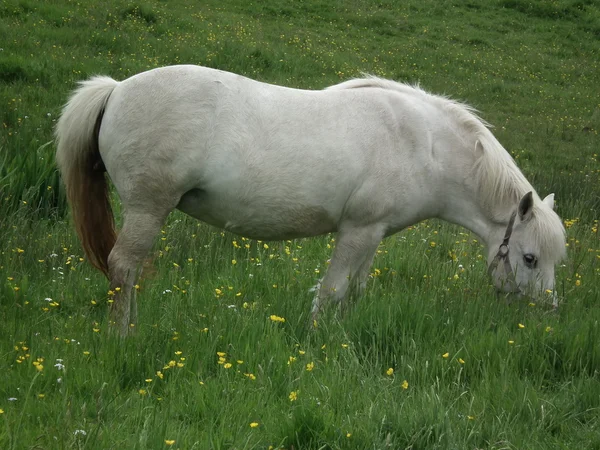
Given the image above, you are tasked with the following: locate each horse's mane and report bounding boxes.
[328,76,531,216]
[328,76,566,259]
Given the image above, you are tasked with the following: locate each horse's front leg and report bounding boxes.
[311,224,384,323]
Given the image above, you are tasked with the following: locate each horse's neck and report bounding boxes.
[433,142,511,248]
[438,192,500,247]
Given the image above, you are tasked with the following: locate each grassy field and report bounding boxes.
[1,0,599,448]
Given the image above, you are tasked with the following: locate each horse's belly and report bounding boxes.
[176,189,337,240]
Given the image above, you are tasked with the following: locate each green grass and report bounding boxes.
[1,0,599,448]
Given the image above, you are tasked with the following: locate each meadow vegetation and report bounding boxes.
[1,0,599,448]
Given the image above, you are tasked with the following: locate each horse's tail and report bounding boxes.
[55,76,119,278]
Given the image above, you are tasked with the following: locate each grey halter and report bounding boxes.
[488,209,518,290]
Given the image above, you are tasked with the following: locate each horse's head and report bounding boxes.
[487,191,566,303]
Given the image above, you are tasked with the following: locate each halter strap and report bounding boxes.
[488,209,518,289]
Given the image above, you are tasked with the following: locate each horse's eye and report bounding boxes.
[523,254,537,268]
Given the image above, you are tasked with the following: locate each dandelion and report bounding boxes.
[401,380,409,389]
[37,394,45,399]
[289,390,298,401]
[157,371,164,379]
[575,279,581,286]
[244,373,256,380]
[250,422,259,428]
[269,315,285,323]
[0,409,4,414]
[165,440,175,446]
[306,362,314,371]
[224,363,232,369]
[145,378,153,383]
[346,432,352,438]
[458,358,465,364]
[386,367,394,376]
[508,340,515,344]
[442,352,449,358]
[231,259,237,265]
[518,323,525,329]
[545,326,553,333]
[139,389,147,396]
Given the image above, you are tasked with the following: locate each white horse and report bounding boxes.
[55,65,566,335]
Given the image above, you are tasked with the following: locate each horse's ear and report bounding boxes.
[542,193,555,210]
[518,191,534,222]
[475,140,484,158]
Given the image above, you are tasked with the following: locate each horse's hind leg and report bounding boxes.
[311,224,384,322]
[108,209,168,336]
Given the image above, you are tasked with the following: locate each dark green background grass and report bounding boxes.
[1,0,599,448]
